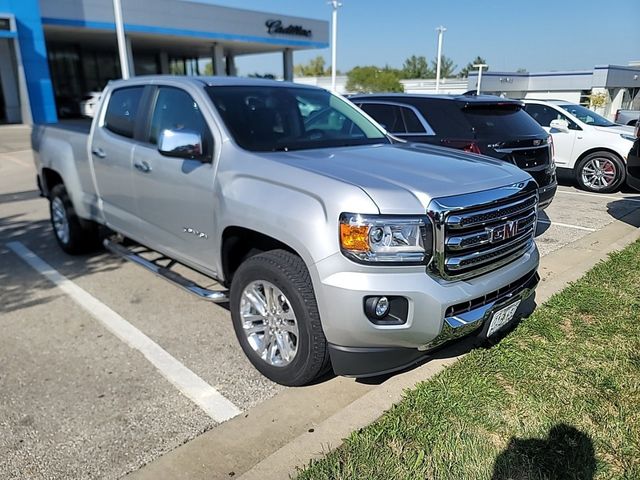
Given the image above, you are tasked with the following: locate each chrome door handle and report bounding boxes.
[134,161,152,173]
[91,148,106,159]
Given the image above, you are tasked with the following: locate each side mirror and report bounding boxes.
[158,129,203,159]
[549,119,570,133]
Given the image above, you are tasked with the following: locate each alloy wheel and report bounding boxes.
[581,157,617,190]
[239,280,299,367]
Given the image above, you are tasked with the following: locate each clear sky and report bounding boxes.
[193,0,640,76]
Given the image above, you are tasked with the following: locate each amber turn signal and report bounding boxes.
[340,223,370,252]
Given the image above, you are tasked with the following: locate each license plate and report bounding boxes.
[487,300,521,337]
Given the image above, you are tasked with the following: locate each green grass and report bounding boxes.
[298,241,640,480]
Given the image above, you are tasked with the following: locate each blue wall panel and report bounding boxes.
[0,0,57,123]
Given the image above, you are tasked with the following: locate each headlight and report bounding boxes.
[339,213,432,264]
[621,133,637,142]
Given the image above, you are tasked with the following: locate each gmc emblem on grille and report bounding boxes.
[487,220,519,243]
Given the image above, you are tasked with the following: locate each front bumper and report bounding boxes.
[313,244,539,376]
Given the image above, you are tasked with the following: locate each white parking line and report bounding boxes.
[7,241,241,423]
[537,220,596,232]
[556,189,640,203]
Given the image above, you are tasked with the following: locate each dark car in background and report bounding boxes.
[626,122,640,192]
[351,94,557,208]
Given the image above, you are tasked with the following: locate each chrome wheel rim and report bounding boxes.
[581,158,616,190]
[51,197,70,245]
[240,280,299,367]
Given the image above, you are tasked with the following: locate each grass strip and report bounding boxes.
[298,240,640,479]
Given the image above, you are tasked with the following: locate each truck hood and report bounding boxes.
[258,143,531,214]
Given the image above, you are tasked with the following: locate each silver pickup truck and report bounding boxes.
[32,76,540,386]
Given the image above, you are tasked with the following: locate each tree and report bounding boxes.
[293,55,328,77]
[346,66,404,93]
[401,55,433,79]
[458,56,488,78]
[248,73,276,79]
[516,68,528,73]
[430,55,457,78]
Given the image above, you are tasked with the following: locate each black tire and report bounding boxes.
[229,249,330,386]
[574,151,626,193]
[49,184,99,254]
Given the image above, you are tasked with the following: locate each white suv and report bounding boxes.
[523,100,637,193]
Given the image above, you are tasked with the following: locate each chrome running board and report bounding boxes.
[104,238,229,303]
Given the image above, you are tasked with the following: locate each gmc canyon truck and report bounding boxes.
[32,77,540,386]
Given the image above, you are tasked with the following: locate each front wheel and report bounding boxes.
[229,249,330,386]
[49,184,99,254]
[575,152,626,193]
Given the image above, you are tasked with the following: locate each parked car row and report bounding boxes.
[348,93,639,195]
[33,77,541,385]
[30,76,639,386]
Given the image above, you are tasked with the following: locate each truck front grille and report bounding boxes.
[428,181,538,280]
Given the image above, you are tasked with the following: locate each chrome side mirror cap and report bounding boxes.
[158,129,203,159]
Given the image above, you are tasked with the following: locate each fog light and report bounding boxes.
[365,296,390,319]
[375,296,390,317]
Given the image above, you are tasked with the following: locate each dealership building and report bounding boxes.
[0,0,328,124]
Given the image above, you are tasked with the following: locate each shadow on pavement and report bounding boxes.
[0,189,41,204]
[492,424,595,480]
[535,210,551,237]
[0,214,122,314]
[606,199,640,227]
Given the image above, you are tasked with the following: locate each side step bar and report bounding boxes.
[104,238,229,303]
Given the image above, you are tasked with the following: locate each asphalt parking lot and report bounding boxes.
[2,125,640,479]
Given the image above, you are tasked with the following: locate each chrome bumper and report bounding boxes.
[421,270,539,351]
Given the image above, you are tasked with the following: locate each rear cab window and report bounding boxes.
[103,86,145,138]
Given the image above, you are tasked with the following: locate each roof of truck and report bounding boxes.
[107,75,320,90]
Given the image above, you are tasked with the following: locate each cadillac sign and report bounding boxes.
[265,19,312,38]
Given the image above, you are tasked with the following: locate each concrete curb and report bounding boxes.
[238,210,640,480]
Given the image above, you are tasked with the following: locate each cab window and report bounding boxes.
[104,86,144,138]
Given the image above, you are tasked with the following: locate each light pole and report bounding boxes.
[435,25,446,94]
[113,0,131,79]
[328,1,342,92]
[473,63,487,94]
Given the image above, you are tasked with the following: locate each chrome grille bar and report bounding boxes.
[427,180,539,281]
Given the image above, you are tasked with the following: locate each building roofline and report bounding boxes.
[41,17,329,49]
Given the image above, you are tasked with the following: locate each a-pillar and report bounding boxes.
[211,43,225,76]
[283,48,293,82]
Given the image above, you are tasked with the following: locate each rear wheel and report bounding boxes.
[575,151,625,193]
[49,184,99,254]
[229,249,330,386]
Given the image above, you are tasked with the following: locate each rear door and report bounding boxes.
[131,85,218,271]
[90,85,147,240]
[524,103,578,168]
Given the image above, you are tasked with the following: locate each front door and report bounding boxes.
[131,86,217,271]
[90,85,146,240]
[524,103,578,168]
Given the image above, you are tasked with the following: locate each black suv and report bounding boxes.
[351,93,557,208]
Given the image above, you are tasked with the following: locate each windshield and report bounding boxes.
[206,85,389,152]
[559,104,615,127]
